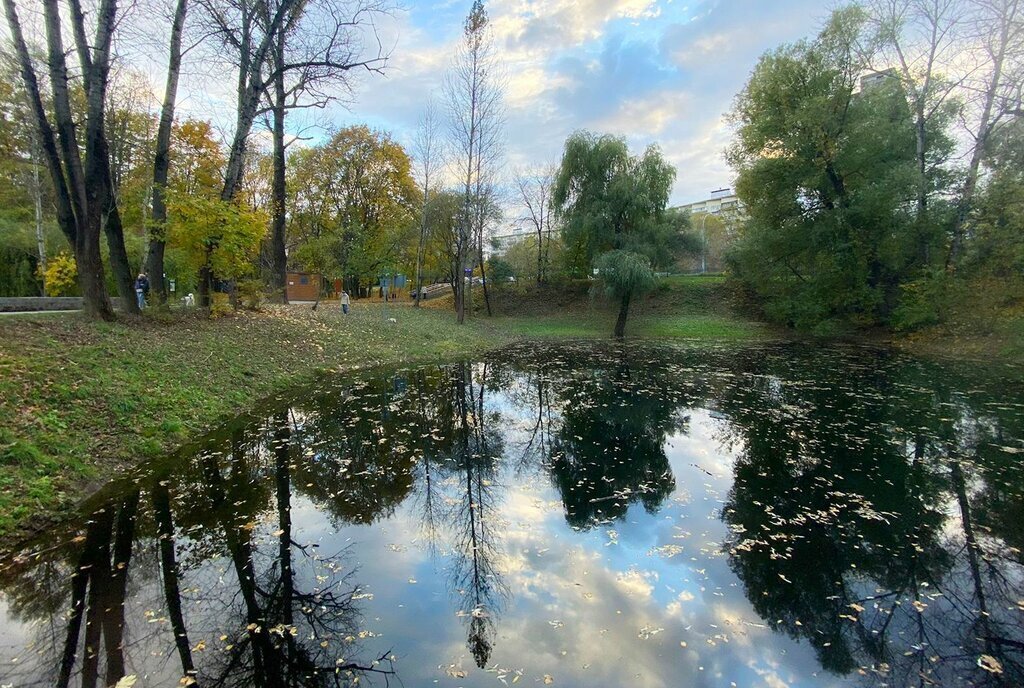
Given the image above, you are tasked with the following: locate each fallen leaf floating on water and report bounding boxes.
[977,655,1003,674]
[638,625,664,639]
[543,675,554,684]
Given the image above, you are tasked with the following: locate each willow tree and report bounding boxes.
[552,130,676,335]
[595,250,656,338]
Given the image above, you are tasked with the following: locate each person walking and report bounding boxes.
[340,290,351,315]
[134,272,150,310]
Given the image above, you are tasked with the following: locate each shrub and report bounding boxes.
[237,279,265,311]
[40,253,79,296]
[210,292,233,318]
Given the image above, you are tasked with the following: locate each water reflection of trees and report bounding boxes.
[718,352,1024,686]
[2,344,1023,688]
[0,411,394,687]
[546,353,682,529]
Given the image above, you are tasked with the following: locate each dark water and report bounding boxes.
[2,342,1023,688]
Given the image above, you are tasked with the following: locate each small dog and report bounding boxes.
[183,293,195,307]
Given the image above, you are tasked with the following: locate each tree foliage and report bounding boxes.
[167,194,267,282]
[553,130,678,335]
[287,126,420,292]
[553,131,676,276]
[727,8,930,333]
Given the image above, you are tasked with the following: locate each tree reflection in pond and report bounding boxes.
[0,342,1022,687]
[720,351,1024,685]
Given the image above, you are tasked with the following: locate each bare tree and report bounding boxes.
[3,0,136,318]
[260,0,390,303]
[867,0,967,265]
[443,0,503,323]
[948,0,1024,267]
[471,103,503,316]
[412,98,443,307]
[145,0,191,306]
[194,0,388,305]
[513,165,556,284]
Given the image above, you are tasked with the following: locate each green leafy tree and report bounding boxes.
[552,131,677,335]
[166,194,267,300]
[287,126,420,295]
[727,7,925,333]
[497,234,566,283]
[967,116,1024,284]
[553,131,676,275]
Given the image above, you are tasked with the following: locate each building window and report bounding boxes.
[300,275,309,285]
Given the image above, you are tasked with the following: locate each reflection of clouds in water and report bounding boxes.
[317,456,842,687]
[5,343,1021,687]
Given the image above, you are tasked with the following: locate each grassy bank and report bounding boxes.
[0,281,766,540]
[0,305,516,537]
[428,274,769,341]
[892,277,1024,364]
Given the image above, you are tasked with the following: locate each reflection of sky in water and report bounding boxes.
[286,399,841,688]
[1,343,1022,687]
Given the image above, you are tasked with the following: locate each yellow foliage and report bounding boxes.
[40,253,78,296]
[167,193,267,281]
[209,293,232,318]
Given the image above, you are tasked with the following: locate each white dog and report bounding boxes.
[183,293,195,307]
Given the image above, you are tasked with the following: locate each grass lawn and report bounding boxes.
[0,280,770,541]
[0,304,516,538]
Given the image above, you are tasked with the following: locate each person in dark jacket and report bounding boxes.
[134,273,150,310]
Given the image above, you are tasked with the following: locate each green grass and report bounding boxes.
[636,313,767,340]
[0,280,771,540]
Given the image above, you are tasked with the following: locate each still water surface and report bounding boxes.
[1,342,1023,687]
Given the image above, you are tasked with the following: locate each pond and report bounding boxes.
[1,342,1023,688]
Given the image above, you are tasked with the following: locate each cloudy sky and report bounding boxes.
[164,0,836,206]
[337,0,838,205]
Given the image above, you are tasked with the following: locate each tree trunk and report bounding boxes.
[146,0,188,306]
[614,291,631,338]
[76,241,114,319]
[536,225,543,285]
[455,267,465,324]
[415,192,428,307]
[913,103,931,266]
[478,242,492,316]
[6,0,117,320]
[152,483,197,681]
[269,35,288,302]
[103,198,139,314]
